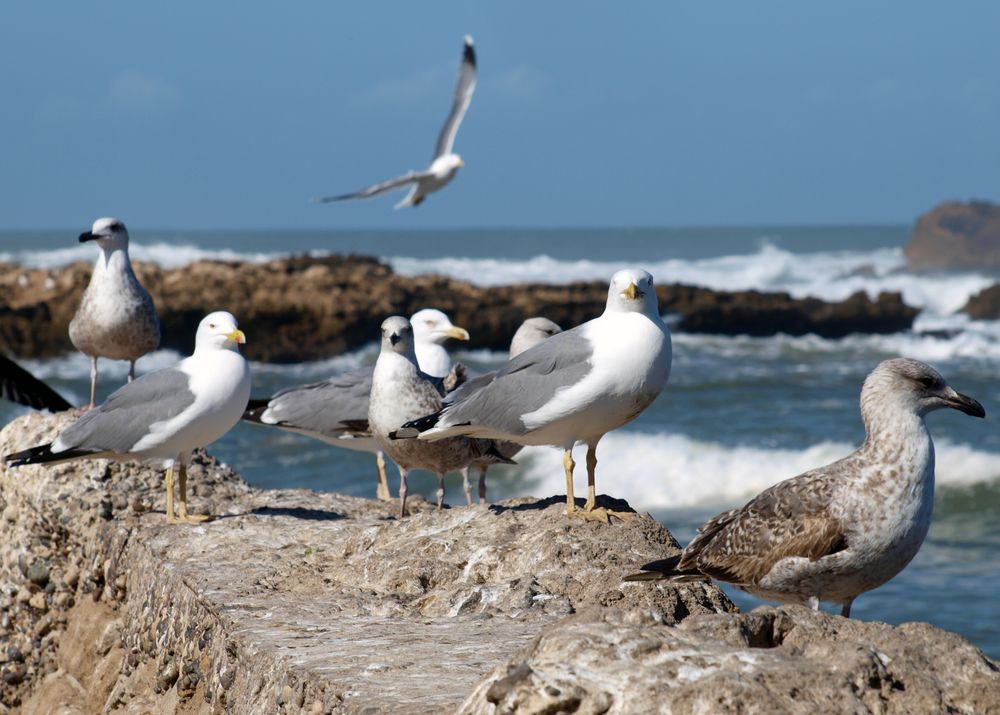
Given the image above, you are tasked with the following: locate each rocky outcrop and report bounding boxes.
[905,200,1000,272]
[461,606,1000,714]
[0,412,732,714]
[0,257,918,363]
[963,283,1000,320]
[3,412,996,713]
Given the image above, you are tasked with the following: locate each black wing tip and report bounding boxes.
[242,398,271,423]
[399,410,443,435]
[5,443,56,467]
[486,441,516,465]
[463,36,476,65]
[621,556,697,583]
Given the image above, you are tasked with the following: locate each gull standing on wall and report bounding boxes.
[314,36,477,209]
[69,218,160,409]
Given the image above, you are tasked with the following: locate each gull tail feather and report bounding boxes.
[622,555,707,583]
[5,443,95,468]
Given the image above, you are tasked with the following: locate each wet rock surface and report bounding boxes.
[0,255,918,363]
[963,282,1000,320]
[905,199,1000,272]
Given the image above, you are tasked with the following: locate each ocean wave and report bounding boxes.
[510,432,1000,511]
[389,243,995,320]
[1,242,289,270]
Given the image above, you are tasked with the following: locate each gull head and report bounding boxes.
[411,308,469,345]
[196,311,246,352]
[510,317,562,358]
[432,154,464,176]
[861,358,985,420]
[605,268,659,315]
[79,217,129,252]
[381,316,416,356]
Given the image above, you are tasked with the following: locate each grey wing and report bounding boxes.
[433,36,477,159]
[313,171,431,203]
[265,369,372,436]
[56,368,195,453]
[438,329,593,436]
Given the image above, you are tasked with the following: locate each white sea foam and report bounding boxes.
[511,432,1000,511]
[390,243,996,321]
[1,242,288,270]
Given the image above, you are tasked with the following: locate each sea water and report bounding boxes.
[2,226,998,655]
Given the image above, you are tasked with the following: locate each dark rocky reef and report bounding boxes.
[905,199,1000,272]
[0,256,917,363]
[1,412,997,713]
[963,283,1000,320]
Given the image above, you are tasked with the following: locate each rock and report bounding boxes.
[0,255,919,363]
[460,606,1000,715]
[4,411,996,714]
[25,561,49,588]
[963,283,1000,320]
[28,593,47,612]
[905,200,1000,272]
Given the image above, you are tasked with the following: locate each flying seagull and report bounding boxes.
[6,312,251,524]
[69,218,160,409]
[395,269,672,522]
[314,35,477,209]
[624,358,985,618]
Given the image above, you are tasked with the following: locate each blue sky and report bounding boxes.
[2,2,998,229]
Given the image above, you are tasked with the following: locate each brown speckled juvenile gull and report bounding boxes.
[69,218,160,409]
[368,316,506,518]
[625,358,986,617]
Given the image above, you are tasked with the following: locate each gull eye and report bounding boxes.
[425,320,435,327]
[919,375,937,388]
[209,323,217,329]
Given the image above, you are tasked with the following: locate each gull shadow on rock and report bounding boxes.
[489,494,636,516]
[250,506,345,521]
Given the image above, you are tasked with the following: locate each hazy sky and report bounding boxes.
[2,2,998,229]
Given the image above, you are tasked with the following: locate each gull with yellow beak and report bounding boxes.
[394,269,672,521]
[313,36,477,209]
[6,312,252,524]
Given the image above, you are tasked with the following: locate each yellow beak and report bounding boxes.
[227,329,247,345]
[622,282,640,300]
[445,326,470,341]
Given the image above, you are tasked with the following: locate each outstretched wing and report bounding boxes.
[313,171,430,204]
[433,35,477,159]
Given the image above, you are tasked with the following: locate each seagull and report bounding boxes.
[455,317,563,503]
[6,312,251,524]
[624,358,986,618]
[0,355,72,412]
[314,35,477,209]
[369,316,507,518]
[241,309,468,501]
[395,269,672,521]
[69,218,160,409]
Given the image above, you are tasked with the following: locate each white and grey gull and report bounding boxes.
[314,36,476,209]
[6,312,251,524]
[395,269,672,521]
[241,309,469,501]
[369,316,509,518]
[69,218,160,409]
[624,358,985,617]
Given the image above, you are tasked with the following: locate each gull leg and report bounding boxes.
[564,449,577,515]
[436,473,446,510]
[127,360,136,384]
[478,466,488,504]
[165,466,178,524]
[461,467,473,506]
[841,599,853,618]
[399,468,409,518]
[86,357,98,410]
[573,441,635,523]
[176,463,214,523]
[374,451,392,501]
